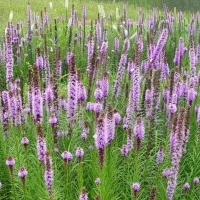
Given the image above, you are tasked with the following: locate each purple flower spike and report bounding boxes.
[114,110,121,125]
[193,177,199,186]
[156,147,164,164]
[94,87,103,102]
[49,114,57,124]
[6,156,15,174]
[150,29,168,64]
[95,177,101,185]
[76,147,84,163]
[79,187,88,200]
[184,183,190,194]
[134,118,145,151]
[61,151,73,164]
[18,167,28,185]
[132,182,140,198]
[44,153,53,196]
[21,137,29,149]
[121,144,128,157]
[162,168,170,179]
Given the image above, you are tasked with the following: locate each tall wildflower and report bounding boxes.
[44,35,50,83]
[86,31,94,73]
[5,30,13,86]
[44,152,53,197]
[2,91,9,137]
[79,187,88,200]
[113,39,129,96]
[36,47,43,69]
[27,3,32,41]
[32,65,43,122]
[36,123,47,164]
[96,21,101,45]
[150,29,168,64]
[67,55,78,127]
[94,114,107,168]
[134,118,145,151]
[166,108,185,200]
[106,104,115,144]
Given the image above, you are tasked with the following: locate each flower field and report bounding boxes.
[0,0,200,199]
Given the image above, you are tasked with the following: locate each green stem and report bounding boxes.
[11,173,17,200]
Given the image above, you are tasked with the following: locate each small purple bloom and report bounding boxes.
[95,177,101,185]
[76,147,84,162]
[162,168,170,178]
[21,137,29,148]
[193,177,199,186]
[61,151,73,163]
[156,147,164,164]
[18,166,28,178]
[132,182,140,198]
[184,183,190,194]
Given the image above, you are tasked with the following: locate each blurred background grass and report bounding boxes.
[0,0,199,29]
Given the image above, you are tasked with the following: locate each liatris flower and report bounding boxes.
[77,82,87,104]
[43,35,50,82]
[163,86,170,104]
[67,55,78,126]
[94,114,107,167]
[8,91,16,124]
[113,51,128,96]
[81,121,89,141]
[36,123,47,164]
[36,47,43,69]
[76,147,84,163]
[94,103,103,113]
[162,168,170,179]
[187,87,197,106]
[44,152,53,196]
[126,129,133,152]
[132,182,140,199]
[121,144,128,157]
[6,156,15,174]
[100,40,108,63]
[156,147,164,164]
[86,32,94,73]
[193,177,199,186]
[94,87,103,102]
[96,21,101,45]
[167,108,185,200]
[79,187,88,200]
[18,167,28,186]
[49,114,57,124]
[132,61,140,112]
[5,31,14,85]
[149,186,157,200]
[173,48,180,66]
[61,151,73,164]
[134,118,145,151]
[106,105,115,144]
[101,72,109,99]
[183,183,190,194]
[27,3,32,41]
[150,29,168,64]
[95,177,101,185]
[32,65,43,122]
[114,37,119,52]
[168,93,178,115]
[21,137,29,149]
[114,110,121,125]
[145,89,153,117]
[189,46,196,76]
